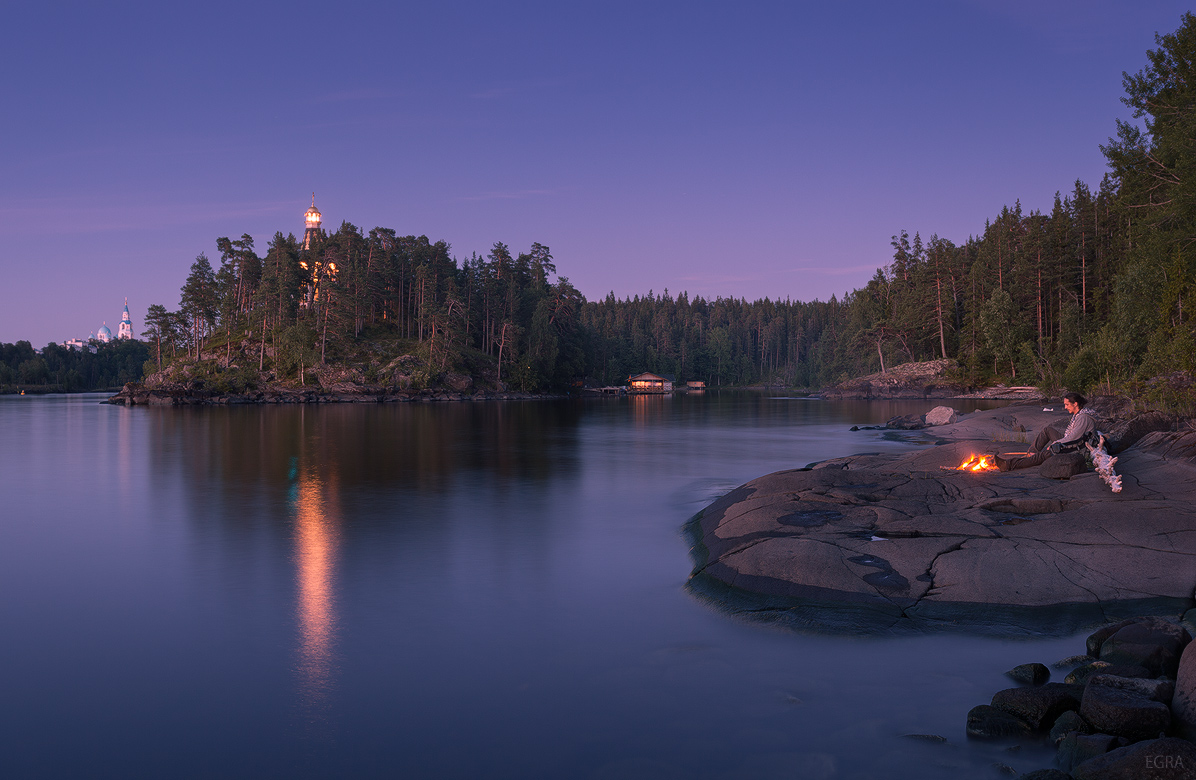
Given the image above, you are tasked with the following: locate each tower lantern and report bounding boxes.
[303,193,322,250]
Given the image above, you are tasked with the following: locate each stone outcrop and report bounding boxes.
[686,404,1196,634]
[818,359,1045,400]
[106,353,561,406]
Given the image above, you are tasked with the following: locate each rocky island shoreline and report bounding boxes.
[685,400,1195,637]
[106,358,565,406]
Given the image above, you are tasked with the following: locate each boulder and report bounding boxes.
[1097,616,1191,678]
[1071,737,1196,780]
[1103,411,1175,455]
[992,683,1084,730]
[1080,683,1171,742]
[1066,662,1152,685]
[1173,639,1196,740]
[1056,732,1120,773]
[924,406,959,426]
[1088,673,1175,704]
[1050,709,1092,745]
[966,704,1033,739]
[1007,662,1051,686]
[1181,608,1196,640]
[1039,452,1088,479]
[885,413,925,430]
[444,372,473,392]
[1055,654,1096,669]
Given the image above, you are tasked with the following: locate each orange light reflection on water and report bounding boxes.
[293,471,340,708]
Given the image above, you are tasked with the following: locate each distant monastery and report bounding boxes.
[62,299,134,351]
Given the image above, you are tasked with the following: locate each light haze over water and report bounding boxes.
[1,392,1087,778]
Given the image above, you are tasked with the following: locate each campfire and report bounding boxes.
[955,454,997,472]
[941,452,1032,473]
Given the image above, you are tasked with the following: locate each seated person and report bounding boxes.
[1003,392,1097,470]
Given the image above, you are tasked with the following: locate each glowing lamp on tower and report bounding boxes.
[303,193,322,249]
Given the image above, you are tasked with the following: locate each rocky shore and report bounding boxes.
[107,382,561,406]
[685,401,1194,635]
[818,359,1046,401]
[106,361,565,406]
[961,614,1196,778]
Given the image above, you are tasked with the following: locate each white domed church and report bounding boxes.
[96,299,134,343]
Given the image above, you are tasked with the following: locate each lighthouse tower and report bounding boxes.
[117,298,134,340]
[303,194,322,250]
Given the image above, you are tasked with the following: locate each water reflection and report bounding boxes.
[5,393,1065,779]
[290,459,340,711]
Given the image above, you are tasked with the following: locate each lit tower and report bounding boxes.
[303,194,322,250]
[117,298,134,340]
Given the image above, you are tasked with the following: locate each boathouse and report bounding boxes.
[628,372,673,393]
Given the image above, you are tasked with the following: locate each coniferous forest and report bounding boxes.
[6,14,1196,406]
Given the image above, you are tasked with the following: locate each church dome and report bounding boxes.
[97,322,112,342]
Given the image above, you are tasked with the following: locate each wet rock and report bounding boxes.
[1173,639,1196,740]
[1066,662,1152,685]
[1096,616,1191,678]
[1039,452,1088,479]
[991,683,1084,730]
[1071,737,1196,780]
[1056,732,1119,773]
[1050,709,1092,745]
[1079,683,1171,742]
[885,413,925,430]
[966,704,1033,739]
[1088,673,1174,704]
[924,406,959,426]
[1056,654,1096,669]
[1007,662,1051,686]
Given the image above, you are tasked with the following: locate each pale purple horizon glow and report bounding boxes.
[2,1,1190,348]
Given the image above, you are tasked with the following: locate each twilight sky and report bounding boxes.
[1,1,1191,348]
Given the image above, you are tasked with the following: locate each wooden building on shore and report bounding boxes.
[628,372,674,394]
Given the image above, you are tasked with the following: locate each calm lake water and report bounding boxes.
[1,392,1089,779]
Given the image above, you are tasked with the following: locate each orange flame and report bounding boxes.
[956,454,997,472]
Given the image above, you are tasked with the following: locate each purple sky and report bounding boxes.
[2,1,1191,348]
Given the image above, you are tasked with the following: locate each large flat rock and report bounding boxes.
[685,405,1196,635]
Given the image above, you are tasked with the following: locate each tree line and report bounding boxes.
[0,339,149,393]
[13,13,1195,400]
[583,12,1196,402]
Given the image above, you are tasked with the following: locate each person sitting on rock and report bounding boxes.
[1001,392,1098,470]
